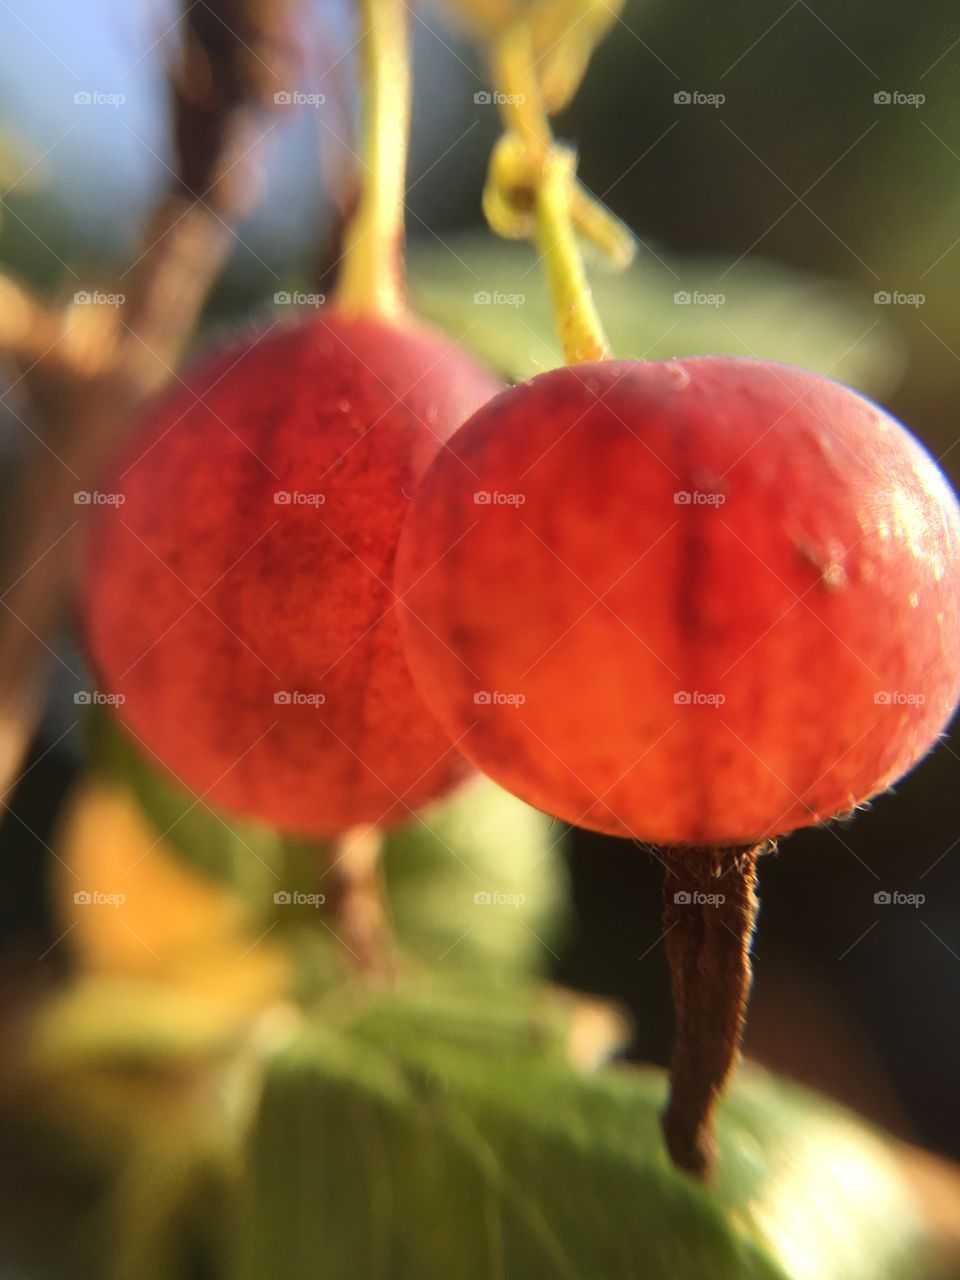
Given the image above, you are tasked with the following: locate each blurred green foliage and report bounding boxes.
[408,235,899,391]
[88,709,568,978]
[240,987,953,1280]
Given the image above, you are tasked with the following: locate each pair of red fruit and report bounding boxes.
[84,307,960,850]
[83,300,960,1179]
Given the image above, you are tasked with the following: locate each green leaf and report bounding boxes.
[408,235,902,395]
[340,971,627,1069]
[239,989,953,1280]
[383,778,568,973]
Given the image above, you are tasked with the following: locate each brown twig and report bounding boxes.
[0,0,299,802]
[659,841,769,1178]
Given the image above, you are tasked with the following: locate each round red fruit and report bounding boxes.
[82,311,501,835]
[395,356,960,845]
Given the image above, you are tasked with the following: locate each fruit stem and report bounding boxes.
[535,146,612,364]
[326,825,396,977]
[334,0,410,318]
[484,20,612,364]
[659,841,768,1178]
[490,21,552,152]
[488,20,634,269]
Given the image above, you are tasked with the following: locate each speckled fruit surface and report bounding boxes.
[395,356,960,844]
[82,310,501,835]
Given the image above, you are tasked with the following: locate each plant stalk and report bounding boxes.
[659,841,767,1177]
[335,0,410,317]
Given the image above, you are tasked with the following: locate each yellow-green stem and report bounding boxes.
[490,22,552,151]
[335,0,410,317]
[535,147,611,364]
[488,20,611,364]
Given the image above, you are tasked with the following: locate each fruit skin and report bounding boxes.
[395,356,960,844]
[82,311,501,835]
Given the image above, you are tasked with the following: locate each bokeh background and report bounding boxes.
[1,2,959,1265]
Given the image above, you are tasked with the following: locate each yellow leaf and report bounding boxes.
[52,779,289,1014]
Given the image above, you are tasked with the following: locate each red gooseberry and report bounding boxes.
[82,311,501,835]
[394,355,960,846]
